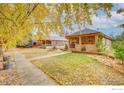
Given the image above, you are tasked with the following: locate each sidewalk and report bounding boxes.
[14,52,57,85]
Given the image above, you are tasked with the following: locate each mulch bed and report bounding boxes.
[72,51,124,73]
[87,54,124,74]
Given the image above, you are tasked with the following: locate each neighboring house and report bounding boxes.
[36,35,67,49]
[65,28,112,52]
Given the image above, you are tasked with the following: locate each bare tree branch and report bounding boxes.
[20,3,39,26]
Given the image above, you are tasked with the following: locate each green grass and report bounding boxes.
[22,49,48,59]
[21,48,64,59]
[31,53,124,85]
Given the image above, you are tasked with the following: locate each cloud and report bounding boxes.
[90,11,124,30]
[91,16,115,29]
[111,11,124,21]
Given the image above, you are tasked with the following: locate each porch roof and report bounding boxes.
[68,28,99,35]
[43,36,67,41]
[66,28,112,40]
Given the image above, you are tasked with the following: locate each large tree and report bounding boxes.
[0,4,47,61]
[43,3,113,33]
[0,3,113,61]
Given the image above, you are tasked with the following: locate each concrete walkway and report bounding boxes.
[29,52,69,61]
[14,52,57,85]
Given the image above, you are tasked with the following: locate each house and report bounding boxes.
[65,28,112,52]
[35,35,67,49]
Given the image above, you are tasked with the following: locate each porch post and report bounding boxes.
[79,36,82,45]
[45,40,46,46]
[68,39,70,48]
[95,35,98,44]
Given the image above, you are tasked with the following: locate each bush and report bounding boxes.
[41,44,46,49]
[96,38,106,52]
[64,44,68,50]
[114,44,124,64]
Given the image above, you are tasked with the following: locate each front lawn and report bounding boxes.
[31,53,124,85]
[21,48,49,59]
[20,48,63,59]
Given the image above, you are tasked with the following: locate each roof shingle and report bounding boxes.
[68,28,99,35]
[66,28,112,40]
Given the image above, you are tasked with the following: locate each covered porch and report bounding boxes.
[67,34,98,52]
[42,40,52,46]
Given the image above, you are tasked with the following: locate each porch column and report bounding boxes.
[95,35,98,44]
[79,36,82,45]
[45,40,46,46]
[68,39,71,48]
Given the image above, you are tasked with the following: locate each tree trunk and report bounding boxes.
[0,45,3,62]
[0,44,4,70]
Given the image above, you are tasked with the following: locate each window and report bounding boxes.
[81,36,95,44]
[70,38,79,44]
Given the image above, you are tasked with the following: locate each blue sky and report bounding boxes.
[87,3,124,36]
[42,4,124,37]
[67,3,124,37]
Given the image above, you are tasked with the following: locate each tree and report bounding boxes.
[0,3,113,61]
[117,8,124,28]
[50,3,113,32]
[112,31,124,64]
[112,8,124,64]
[117,8,124,13]
[0,4,48,60]
[96,38,106,52]
[112,31,124,48]
[114,44,124,64]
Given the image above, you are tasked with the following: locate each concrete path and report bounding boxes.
[14,52,57,85]
[29,52,69,61]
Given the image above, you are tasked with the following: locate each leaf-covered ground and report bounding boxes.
[0,68,23,85]
[31,53,124,85]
